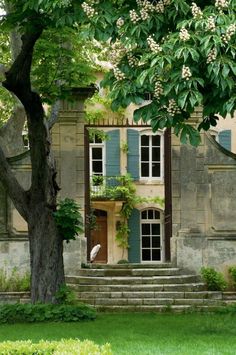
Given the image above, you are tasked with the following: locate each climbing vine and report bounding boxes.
[91,174,164,252]
[85,92,125,125]
[114,174,137,251]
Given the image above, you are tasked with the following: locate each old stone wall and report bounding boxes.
[0,90,90,275]
[172,113,236,276]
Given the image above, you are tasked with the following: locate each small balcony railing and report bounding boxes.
[90,175,126,200]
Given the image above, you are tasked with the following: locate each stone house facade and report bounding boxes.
[0,89,236,277]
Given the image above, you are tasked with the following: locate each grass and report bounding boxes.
[0,312,236,354]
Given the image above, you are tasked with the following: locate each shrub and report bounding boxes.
[0,303,96,323]
[54,198,83,243]
[229,266,236,287]
[0,268,30,292]
[0,339,112,355]
[55,284,77,305]
[117,259,129,264]
[201,267,227,291]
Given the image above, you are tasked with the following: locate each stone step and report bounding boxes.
[77,268,181,277]
[94,304,235,312]
[66,274,200,285]
[87,263,173,269]
[91,305,207,313]
[79,297,227,307]
[76,290,222,300]
[0,292,30,304]
[222,292,236,300]
[70,282,206,292]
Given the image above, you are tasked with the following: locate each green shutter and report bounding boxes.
[128,208,140,263]
[106,130,120,177]
[127,129,139,180]
[219,130,231,151]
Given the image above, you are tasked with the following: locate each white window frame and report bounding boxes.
[140,208,164,263]
[139,131,164,180]
[89,137,105,178]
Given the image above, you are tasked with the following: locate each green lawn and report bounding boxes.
[0,312,236,354]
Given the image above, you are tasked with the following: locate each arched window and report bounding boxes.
[140,132,164,180]
[141,209,163,262]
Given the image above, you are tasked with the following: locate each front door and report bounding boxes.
[91,210,107,263]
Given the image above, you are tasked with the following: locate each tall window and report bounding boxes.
[89,135,105,178]
[141,209,163,262]
[140,133,163,179]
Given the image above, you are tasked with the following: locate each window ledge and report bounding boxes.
[136,179,164,185]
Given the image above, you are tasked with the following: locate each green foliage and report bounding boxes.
[0,303,96,323]
[228,266,236,289]
[83,0,236,146]
[120,141,129,153]
[0,339,112,355]
[85,92,125,124]
[88,208,97,231]
[89,128,109,142]
[215,303,236,315]
[115,174,137,249]
[32,27,97,105]
[201,267,227,291]
[55,284,77,305]
[54,198,83,243]
[117,259,129,264]
[0,268,30,292]
[115,221,130,249]
[137,195,165,208]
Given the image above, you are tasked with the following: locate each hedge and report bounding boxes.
[0,303,96,323]
[0,339,112,354]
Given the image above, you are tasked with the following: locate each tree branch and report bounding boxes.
[2,28,43,108]
[48,100,61,130]
[0,144,29,221]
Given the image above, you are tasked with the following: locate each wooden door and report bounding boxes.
[91,213,107,263]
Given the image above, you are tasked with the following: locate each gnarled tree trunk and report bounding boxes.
[0,23,65,303]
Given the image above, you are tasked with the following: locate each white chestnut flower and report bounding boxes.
[179,27,190,41]
[191,3,203,18]
[182,65,192,80]
[147,36,162,53]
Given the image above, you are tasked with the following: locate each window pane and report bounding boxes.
[92,148,103,159]
[152,249,161,261]
[152,223,160,235]
[152,147,160,160]
[142,237,150,248]
[141,211,147,219]
[92,161,103,174]
[142,249,151,261]
[152,237,160,248]
[152,163,160,177]
[152,135,160,146]
[154,211,160,219]
[142,224,150,235]
[148,210,154,219]
[141,135,149,146]
[141,147,149,161]
[141,163,149,177]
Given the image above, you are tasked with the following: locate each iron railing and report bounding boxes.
[90,176,126,200]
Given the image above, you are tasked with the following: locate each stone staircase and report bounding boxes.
[66,263,236,312]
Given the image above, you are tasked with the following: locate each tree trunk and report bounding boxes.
[0,18,66,303]
[28,204,65,303]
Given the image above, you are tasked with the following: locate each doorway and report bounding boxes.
[91,209,107,263]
